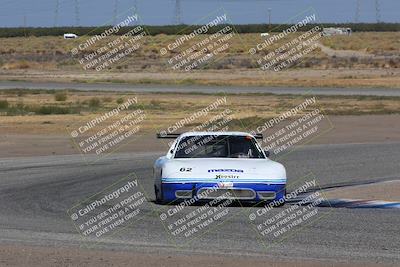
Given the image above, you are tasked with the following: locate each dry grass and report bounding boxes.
[1,67,399,89]
[320,32,400,55]
[0,33,399,88]
[1,60,56,70]
[1,89,400,135]
[1,32,397,56]
[0,32,398,72]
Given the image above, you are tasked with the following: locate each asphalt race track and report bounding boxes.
[0,142,399,264]
[1,81,400,96]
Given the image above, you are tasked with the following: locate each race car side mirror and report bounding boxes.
[264,150,270,158]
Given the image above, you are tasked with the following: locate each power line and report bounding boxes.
[354,0,361,23]
[174,0,182,25]
[22,13,27,36]
[267,8,272,30]
[113,0,119,25]
[375,0,381,23]
[134,0,138,24]
[23,14,27,28]
[74,0,80,26]
[54,0,59,27]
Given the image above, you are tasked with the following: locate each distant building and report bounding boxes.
[63,33,78,39]
[322,28,352,36]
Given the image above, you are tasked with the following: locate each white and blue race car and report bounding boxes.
[154,132,286,205]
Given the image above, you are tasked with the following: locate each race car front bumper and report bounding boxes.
[161,181,286,203]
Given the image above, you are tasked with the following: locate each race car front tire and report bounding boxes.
[272,188,286,207]
[154,185,166,205]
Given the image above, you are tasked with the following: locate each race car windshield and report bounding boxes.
[174,135,264,159]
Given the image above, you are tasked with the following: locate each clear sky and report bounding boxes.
[0,0,398,27]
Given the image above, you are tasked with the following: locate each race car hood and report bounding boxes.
[161,158,286,183]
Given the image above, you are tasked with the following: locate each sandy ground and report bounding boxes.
[0,244,393,267]
[1,68,400,88]
[322,180,400,202]
[1,115,400,158]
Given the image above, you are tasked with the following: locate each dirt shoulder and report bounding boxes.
[0,243,392,267]
[1,68,400,88]
[1,89,399,158]
[1,114,400,158]
[322,180,400,202]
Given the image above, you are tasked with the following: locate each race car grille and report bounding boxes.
[258,191,276,200]
[175,190,193,199]
[197,188,256,200]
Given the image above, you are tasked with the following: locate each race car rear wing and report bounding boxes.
[253,134,263,139]
[156,133,263,139]
[156,133,181,138]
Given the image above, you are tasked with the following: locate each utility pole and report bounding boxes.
[375,0,381,23]
[174,0,182,25]
[54,0,59,27]
[74,0,80,26]
[113,0,119,25]
[268,8,272,30]
[134,0,138,24]
[23,13,27,37]
[354,0,361,23]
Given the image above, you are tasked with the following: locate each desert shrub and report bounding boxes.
[2,60,32,69]
[0,100,9,109]
[4,102,26,115]
[88,97,101,108]
[34,105,72,115]
[54,91,67,101]
[102,96,113,103]
[150,99,163,109]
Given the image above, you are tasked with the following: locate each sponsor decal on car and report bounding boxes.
[208,169,244,173]
[218,182,234,188]
[215,174,239,179]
